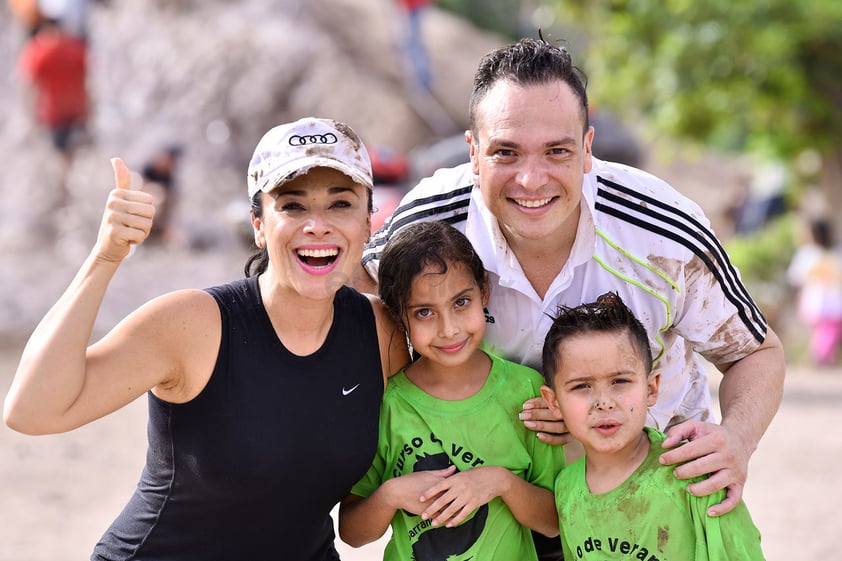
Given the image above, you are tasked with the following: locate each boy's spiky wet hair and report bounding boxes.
[541,292,652,386]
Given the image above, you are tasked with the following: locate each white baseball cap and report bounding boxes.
[247,117,373,199]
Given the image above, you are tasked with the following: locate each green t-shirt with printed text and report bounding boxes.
[555,427,765,561]
[350,352,565,561]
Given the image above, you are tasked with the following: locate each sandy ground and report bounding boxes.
[1,327,840,561]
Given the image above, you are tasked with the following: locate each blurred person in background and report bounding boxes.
[4,118,410,561]
[141,144,183,245]
[788,217,842,366]
[17,16,89,204]
[394,0,433,92]
[7,0,44,37]
[36,0,107,42]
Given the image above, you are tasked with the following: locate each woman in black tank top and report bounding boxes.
[4,118,410,561]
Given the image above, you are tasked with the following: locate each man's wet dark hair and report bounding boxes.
[469,35,590,135]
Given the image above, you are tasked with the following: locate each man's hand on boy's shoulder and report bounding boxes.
[659,420,749,516]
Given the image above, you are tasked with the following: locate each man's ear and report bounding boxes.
[466,130,480,175]
[582,125,595,173]
[540,384,563,418]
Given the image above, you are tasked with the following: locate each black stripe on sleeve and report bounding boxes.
[596,176,767,342]
[364,187,472,265]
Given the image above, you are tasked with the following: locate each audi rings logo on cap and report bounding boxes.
[289,133,338,146]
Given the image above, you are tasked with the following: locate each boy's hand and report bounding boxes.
[520,396,573,446]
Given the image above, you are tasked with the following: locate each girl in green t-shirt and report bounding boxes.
[339,221,564,561]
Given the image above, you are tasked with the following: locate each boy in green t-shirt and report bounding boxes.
[339,221,564,561]
[540,293,765,560]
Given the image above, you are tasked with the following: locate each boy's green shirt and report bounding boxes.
[555,427,765,561]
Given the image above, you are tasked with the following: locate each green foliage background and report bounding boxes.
[726,215,796,286]
[551,0,842,161]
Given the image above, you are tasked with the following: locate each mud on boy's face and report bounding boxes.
[540,330,659,454]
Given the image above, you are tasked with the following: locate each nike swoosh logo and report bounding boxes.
[342,384,360,396]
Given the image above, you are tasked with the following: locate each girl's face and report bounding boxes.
[541,330,659,458]
[404,262,488,369]
[252,167,371,301]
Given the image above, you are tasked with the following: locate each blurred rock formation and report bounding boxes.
[0,0,503,332]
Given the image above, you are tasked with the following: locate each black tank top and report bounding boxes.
[92,277,384,560]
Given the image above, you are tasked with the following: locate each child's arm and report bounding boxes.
[338,491,395,547]
[339,466,457,547]
[418,466,560,538]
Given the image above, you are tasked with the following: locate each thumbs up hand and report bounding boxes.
[95,157,156,262]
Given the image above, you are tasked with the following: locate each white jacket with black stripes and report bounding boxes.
[363,158,766,430]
